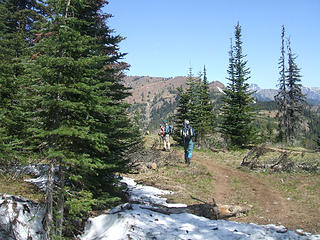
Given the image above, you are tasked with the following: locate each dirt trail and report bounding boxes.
[192,153,315,233]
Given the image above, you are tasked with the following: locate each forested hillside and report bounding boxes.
[123,75,224,130]
[123,75,320,149]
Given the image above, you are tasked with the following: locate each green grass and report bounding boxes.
[126,160,215,205]
[0,173,44,202]
[255,171,320,209]
[230,177,247,203]
[159,162,214,203]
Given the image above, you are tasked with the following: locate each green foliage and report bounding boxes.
[253,101,277,111]
[197,66,216,139]
[1,0,141,237]
[173,67,215,145]
[285,38,306,142]
[149,99,177,129]
[0,0,45,164]
[220,23,257,148]
[65,190,96,221]
[299,107,320,149]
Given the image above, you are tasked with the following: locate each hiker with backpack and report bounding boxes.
[181,119,195,165]
[158,124,165,149]
[163,120,173,152]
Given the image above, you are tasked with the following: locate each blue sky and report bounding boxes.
[104,0,319,89]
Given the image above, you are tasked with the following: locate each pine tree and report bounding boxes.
[24,0,141,237]
[200,66,215,129]
[181,67,203,141]
[0,0,45,164]
[285,37,306,142]
[220,23,256,148]
[274,26,306,143]
[274,25,288,142]
[173,68,194,143]
[185,67,199,126]
[174,66,215,145]
[173,86,190,144]
[196,66,215,142]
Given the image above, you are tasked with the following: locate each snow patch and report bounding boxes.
[122,176,186,208]
[217,86,225,94]
[0,194,45,240]
[25,175,48,192]
[80,177,320,240]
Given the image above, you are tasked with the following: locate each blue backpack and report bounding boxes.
[165,124,174,135]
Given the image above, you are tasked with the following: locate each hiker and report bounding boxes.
[158,124,165,149]
[181,119,195,165]
[163,120,171,152]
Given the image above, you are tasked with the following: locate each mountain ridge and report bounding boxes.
[123,75,320,129]
[249,83,320,104]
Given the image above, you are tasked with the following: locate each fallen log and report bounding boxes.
[209,146,226,153]
[139,196,251,220]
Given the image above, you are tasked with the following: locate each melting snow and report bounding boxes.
[80,177,320,240]
[0,194,45,240]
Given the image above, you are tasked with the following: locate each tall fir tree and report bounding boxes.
[285,37,306,142]
[274,26,306,143]
[173,86,190,144]
[174,66,215,145]
[274,25,288,142]
[196,66,215,142]
[0,0,45,164]
[201,66,215,129]
[23,0,141,237]
[173,68,195,143]
[185,67,199,126]
[220,23,256,148]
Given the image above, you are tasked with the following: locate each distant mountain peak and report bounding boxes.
[249,84,261,91]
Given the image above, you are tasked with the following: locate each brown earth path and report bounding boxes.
[191,152,317,234]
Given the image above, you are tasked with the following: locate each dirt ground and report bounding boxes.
[126,144,320,235]
[193,152,320,234]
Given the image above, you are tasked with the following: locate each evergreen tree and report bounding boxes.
[173,68,195,143]
[174,66,215,145]
[173,86,190,144]
[0,0,45,164]
[274,26,306,143]
[285,37,306,142]
[179,67,203,141]
[185,67,199,126]
[200,66,215,129]
[220,23,256,148]
[196,66,215,142]
[24,0,141,237]
[274,25,288,141]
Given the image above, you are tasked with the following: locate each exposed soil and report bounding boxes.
[192,152,320,234]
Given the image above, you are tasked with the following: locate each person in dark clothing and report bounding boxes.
[181,120,195,165]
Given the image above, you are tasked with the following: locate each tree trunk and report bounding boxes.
[65,0,71,18]
[56,164,65,237]
[44,160,55,239]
